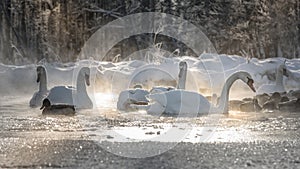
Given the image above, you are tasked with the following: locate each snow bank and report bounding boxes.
[0,55,299,100]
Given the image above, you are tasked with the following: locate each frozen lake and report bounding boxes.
[1,94,300,168]
[0,55,300,167]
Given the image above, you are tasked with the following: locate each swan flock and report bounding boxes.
[29,58,299,115]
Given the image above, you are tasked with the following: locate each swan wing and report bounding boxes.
[117,89,149,111]
[29,90,48,108]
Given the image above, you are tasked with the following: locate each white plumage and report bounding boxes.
[46,67,93,109]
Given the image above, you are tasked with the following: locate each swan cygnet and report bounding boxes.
[262,92,281,110]
[280,96,289,103]
[240,98,262,112]
[256,93,270,107]
[40,99,75,115]
[229,100,244,111]
[279,98,300,112]
[287,90,300,100]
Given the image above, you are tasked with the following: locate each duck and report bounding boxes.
[256,62,288,95]
[46,67,93,109]
[40,98,75,115]
[117,61,188,111]
[144,71,256,115]
[29,66,49,108]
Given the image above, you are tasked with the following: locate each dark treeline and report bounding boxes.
[0,0,299,64]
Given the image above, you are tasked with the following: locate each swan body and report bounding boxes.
[29,66,49,108]
[40,98,75,115]
[117,61,188,111]
[149,86,175,94]
[257,64,288,95]
[46,67,93,109]
[117,88,150,111]
[146,71,256,115]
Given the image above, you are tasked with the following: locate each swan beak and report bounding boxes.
[247,79,256,92]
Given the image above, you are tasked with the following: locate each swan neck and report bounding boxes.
[76,73,86,93]
[39,73,47,92]
[275,67,283,86]
[176,66,187,89]
[216,73,239,112]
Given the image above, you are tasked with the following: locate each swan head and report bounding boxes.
[238,72,256,92]
[79,67,90,86]
[36,66,46,83]
[278,64,289,77]
[179,61,187,70]
[178,61,187,81]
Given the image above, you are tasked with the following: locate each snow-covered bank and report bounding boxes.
[0,55,299,101]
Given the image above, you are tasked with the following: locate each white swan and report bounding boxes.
[117,61,188,111]
[145,71,256,115]
[117,87,150,111]
[256,63,288,95]
[29,66,49,108]
[46,67,93,109]
[150,61,188,93]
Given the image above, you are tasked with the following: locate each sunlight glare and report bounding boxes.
[94,92,116,109]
